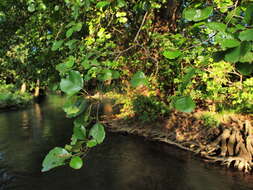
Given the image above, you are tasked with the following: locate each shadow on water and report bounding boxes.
[0,95,253,190]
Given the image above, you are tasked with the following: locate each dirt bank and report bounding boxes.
[103,111,253,173]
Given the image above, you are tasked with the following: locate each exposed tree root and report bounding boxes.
[103,111,253,173]
[203,120,253,173]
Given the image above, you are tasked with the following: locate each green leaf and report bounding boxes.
[73,22,82,32]
[163,50,182,59]
[174,96,196,113]
[60,70,83,95]
[69,156,83,170]
[49,83,59,91]
[65,40,78,49]
[245,4,253,25]
[225,46,240,63]
[56,56,75,73]
[52,40,64,51]
[65,56,75,68]
[130,71,148,88]
[220,39,240,49]
[118,17,128,23]
[239,52,253,63]
[73,124,86,140]
[239,29,253,41]
[66,28,74,38]
[71,141,83,153]
[42,147,71,172]
[54,5,60,11]
[225,42,251,63]
[89,123,105,144]
[71,135,78,145]
[206,22,226,32]
[236,62,253,76]
[87,139,97,148]
[98,69,112,81]
[96,1,110,8]
[117,0,126,8]
[0,12,6,23]
[64,145,72,152]
[66,21,75,28]
[235,24,246,31]
[183,6,213,22]
[28,4,35,12]
[74,110,90,126]
[63,97,87,118]
[179,67,196,93]
[214,32,234,44]
[56,63,70,73]
[112,70,120,79]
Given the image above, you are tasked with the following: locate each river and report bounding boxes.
[0,95,253,190]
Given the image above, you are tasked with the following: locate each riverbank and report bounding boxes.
[102,110,253,173]
[0,83,35,111]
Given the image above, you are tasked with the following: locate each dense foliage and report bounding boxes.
[1,0,253,171]
[0,83,32,109]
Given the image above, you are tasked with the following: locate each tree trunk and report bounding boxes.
[20,82,26,94]
[155,0,182,31]
[34,79,40,97]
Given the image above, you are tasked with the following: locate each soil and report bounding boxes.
[102,110,253,173]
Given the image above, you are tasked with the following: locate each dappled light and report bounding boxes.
[1,0,253,189]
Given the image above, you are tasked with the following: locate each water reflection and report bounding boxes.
[0,95,253,190]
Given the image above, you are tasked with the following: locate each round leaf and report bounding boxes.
[63,97,87,118]
[60,70,83,95]
[163,50,182,59]
[221,39,240,49]
[73,23,83,32]
[28,4,35,12]
[87,139,98,148]
[130,71,148,88]
[224,42,251,63]
[183,7,213,22]
[112,70,120,79]
[52,40,64,51]
[239,52,253,63]
[65,56,75,68]
[73,124,86,140]
[96,1,110,8]
[236,62,253,76]
[98,69,113,81]
[69,156,83,169]
[206,22,226,32]
[174,96,196,113]
[89,123,105,144]
[42,147,71,172]
[66,28,74,38]
[239,29,253,41]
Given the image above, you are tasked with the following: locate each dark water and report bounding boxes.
[0,96,253,190]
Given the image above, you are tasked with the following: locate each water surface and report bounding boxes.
[0,95,253,190]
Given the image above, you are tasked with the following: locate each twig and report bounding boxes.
[114,43,159,75]
[226,0,240,26]
[55,23,64,40]
[137,44,159,76]
[134,12,148,42]
[183,32,217,51]
[113,45,138,61]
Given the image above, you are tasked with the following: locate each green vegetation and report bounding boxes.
[1,0,253,171]
[0,83,33,109]
[133,95,169,122]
